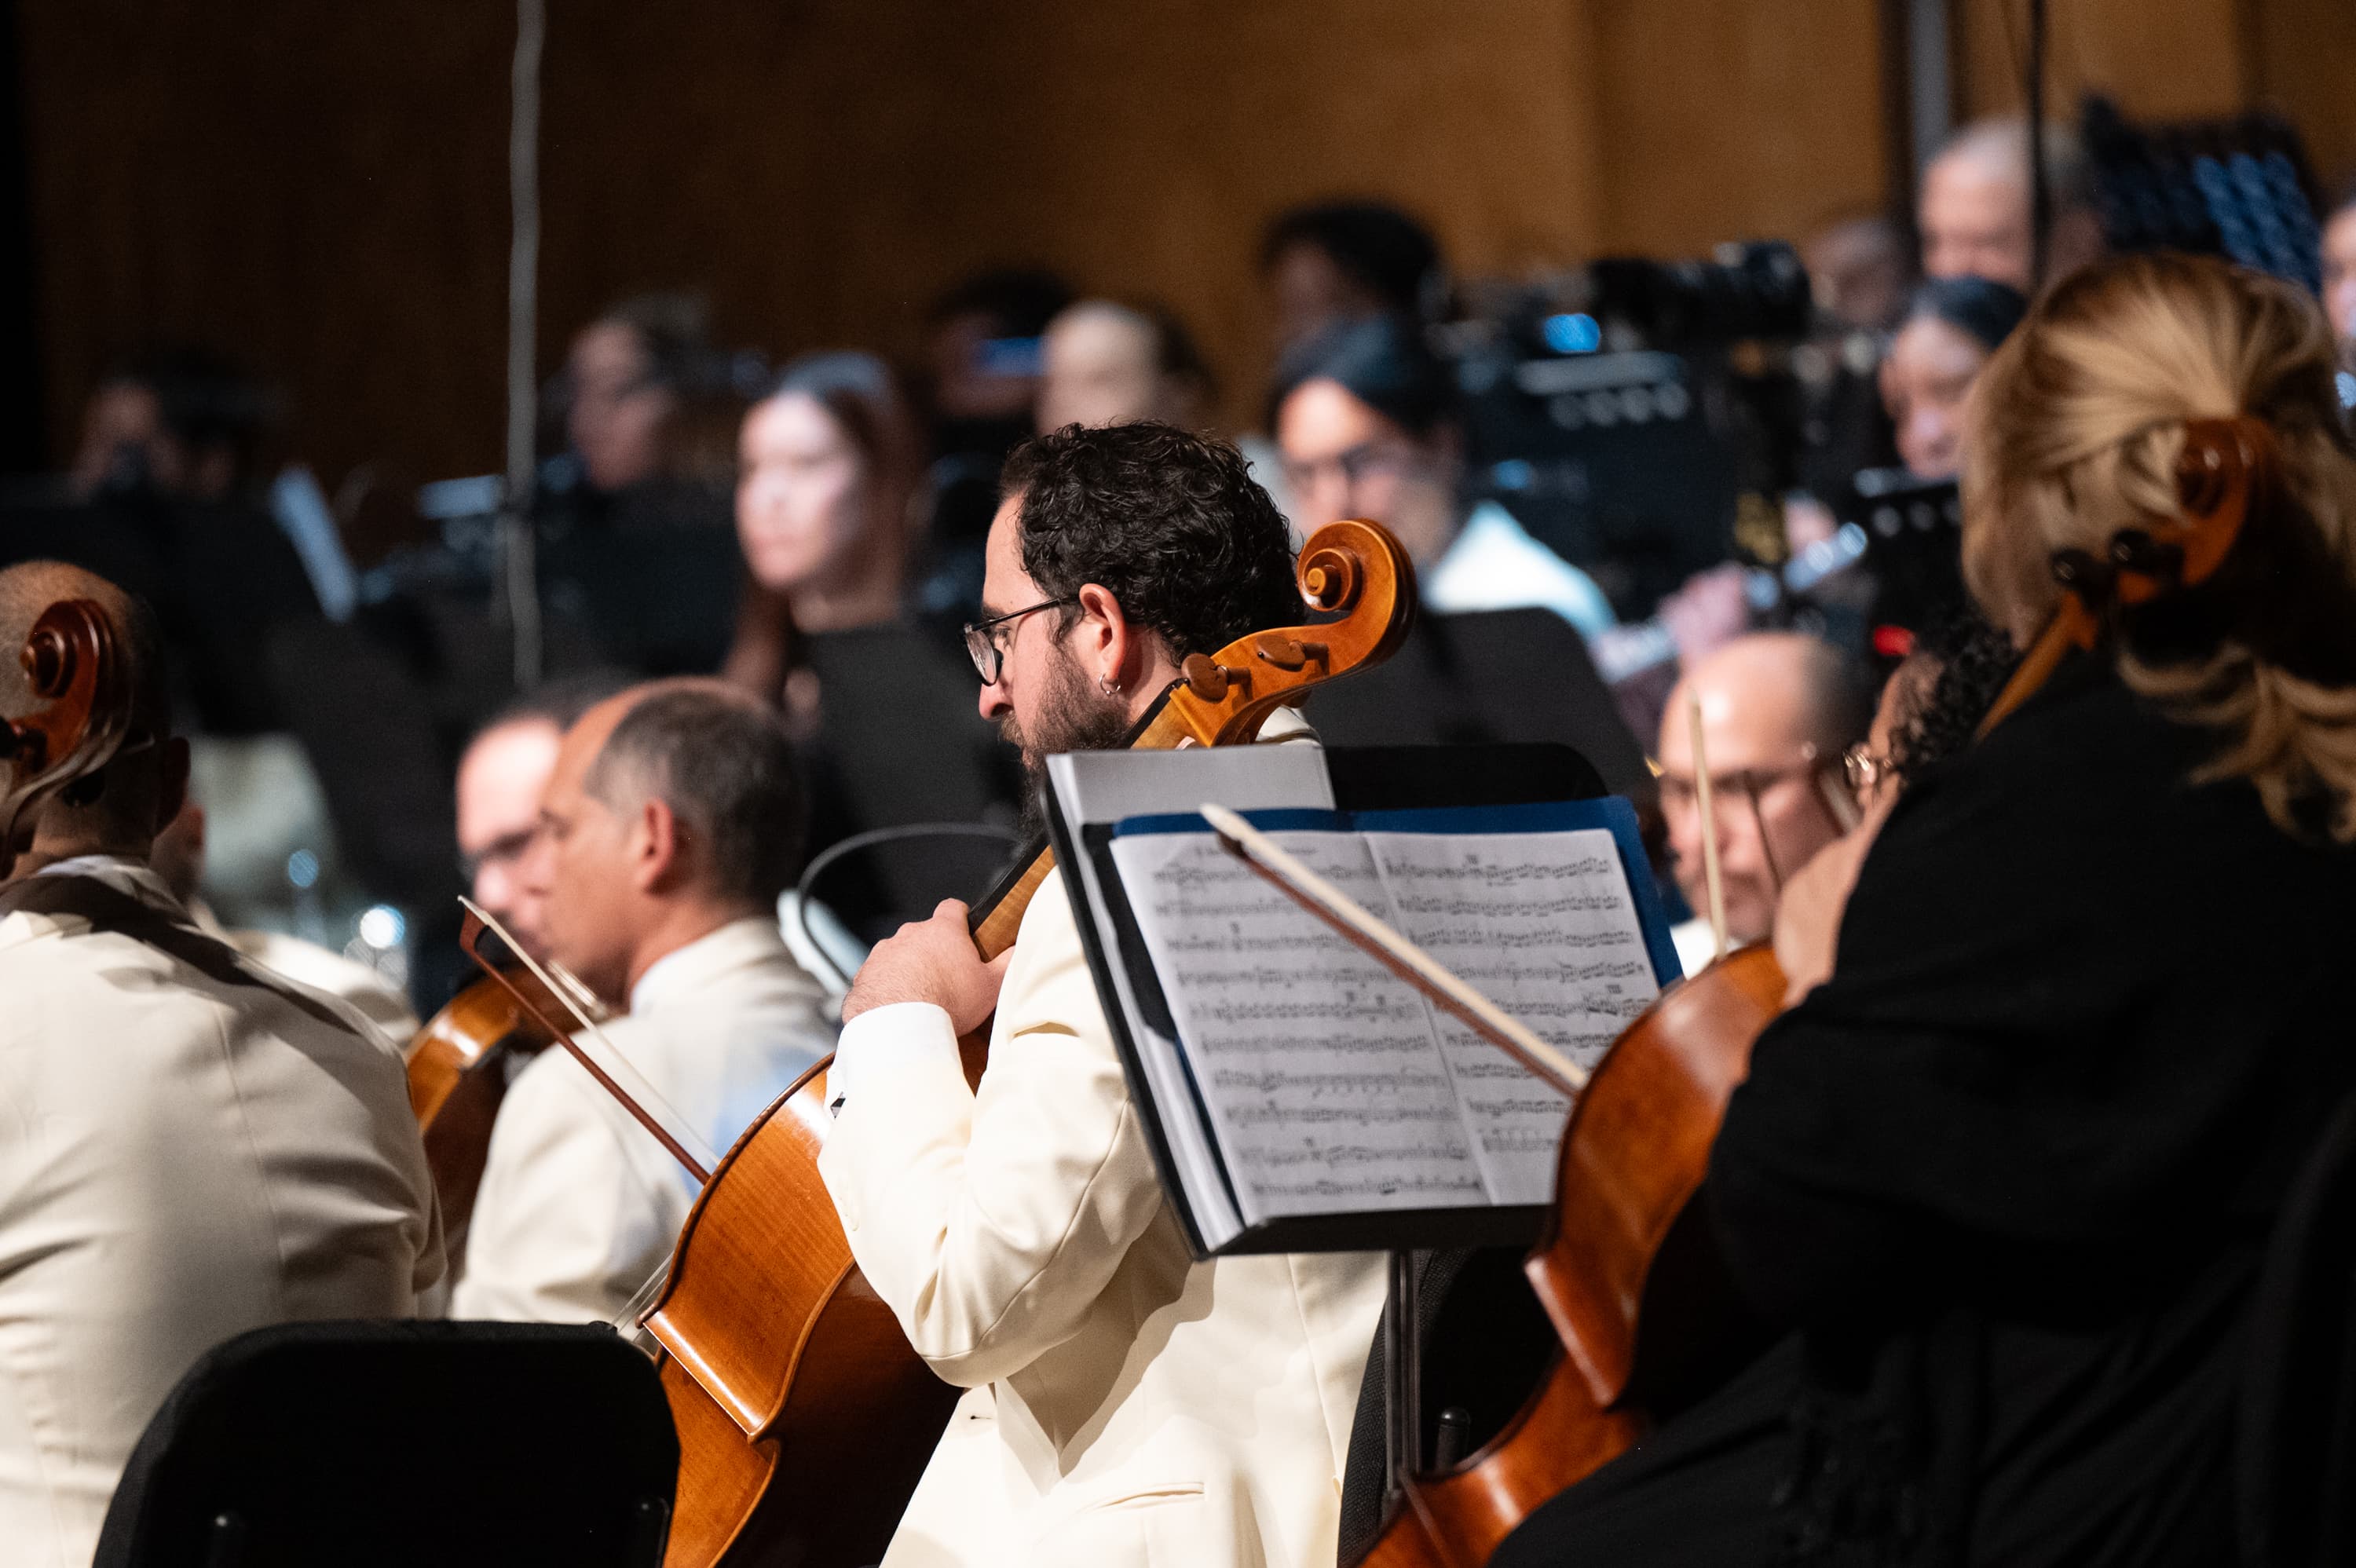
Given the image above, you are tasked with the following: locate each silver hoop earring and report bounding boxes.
[1099,675,1121,696]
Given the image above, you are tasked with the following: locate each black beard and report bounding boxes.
[1008,652,1134,840]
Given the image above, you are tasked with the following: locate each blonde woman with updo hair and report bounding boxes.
[1495,252,2356,1568]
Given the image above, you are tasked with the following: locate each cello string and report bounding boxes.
[1688,695,1730,962]
[459,896,721,1178]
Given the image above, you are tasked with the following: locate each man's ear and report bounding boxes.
[1073,582,1132,689]
[154,736,192,835]
[633,794,682,894]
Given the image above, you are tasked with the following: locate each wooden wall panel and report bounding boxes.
[2251,0,2356,189]
[1586,0,1891,254]
[15,0,2356,501]
[1956,0,2246,122]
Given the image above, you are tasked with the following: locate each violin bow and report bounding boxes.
[458,897,720,1182]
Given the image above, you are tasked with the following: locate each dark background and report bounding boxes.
[9,0,2351,542]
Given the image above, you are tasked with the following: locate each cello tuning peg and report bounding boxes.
[1182,653,1231,701]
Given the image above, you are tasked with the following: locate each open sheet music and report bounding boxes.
[1046,744,1677,1256]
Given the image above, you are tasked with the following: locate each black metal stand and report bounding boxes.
[1383,1248,1423,1508]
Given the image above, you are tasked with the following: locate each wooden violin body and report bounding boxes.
[640,517,1414,1568]
[1358,945,1787,1568]
[405,967,577,1258]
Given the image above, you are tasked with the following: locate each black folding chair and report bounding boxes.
[2237,1089,2356,1568]
[95,1319,677,1568]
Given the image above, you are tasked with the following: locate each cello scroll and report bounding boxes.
[0,599,134,872]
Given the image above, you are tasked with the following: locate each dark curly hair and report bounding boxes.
[1888,612,2021,782]
[999,422,1300,660]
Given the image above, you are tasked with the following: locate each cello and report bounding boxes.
[462,517,1414,1567]
[0,598,134,872]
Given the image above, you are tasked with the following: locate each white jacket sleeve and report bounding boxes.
[818,871,1165,1387]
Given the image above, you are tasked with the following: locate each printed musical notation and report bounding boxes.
[1110,821,1662,1223]
[1366,827,1659,1204]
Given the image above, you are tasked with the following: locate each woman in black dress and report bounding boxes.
[1496,252,2356,1566]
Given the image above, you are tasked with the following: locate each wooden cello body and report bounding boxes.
[459,520,1414,1567]
[1357,945,1787,1568]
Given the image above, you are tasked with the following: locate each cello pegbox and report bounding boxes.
[1250,633,1329,671]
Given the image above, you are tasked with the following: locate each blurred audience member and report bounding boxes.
[456,676,626,964]
[540,294,747,675]
[729,353,927,674]
[150,798,416,1038]
[1260,200,1441,355]
[1273,316,1648,799]
[1879,276,2029,481]
[1655,632,1871,977]
[560,294,740,495]
[723,355,1019,938]
[920,269,1074,601]
[1274,314,1614,635]
[70,348,269,504]
[1919,116,2105,293]
[1789,208,1912,517]
[1804,210,1915,333]
[1037,298,1296,520]
[2324,178,2356,371]
[455,679,833,1323]
[1037,299,1214,433]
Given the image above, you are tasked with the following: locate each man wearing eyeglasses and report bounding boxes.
[1655,631,1874,977]
[454,676,624,964]
[818,422,1387,1568]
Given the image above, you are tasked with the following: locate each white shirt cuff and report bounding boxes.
[828,1001,960,1117]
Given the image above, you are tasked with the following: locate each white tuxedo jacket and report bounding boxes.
[455,916,834,1324]
[0,859,444,1568]
[821,773,1385,1568]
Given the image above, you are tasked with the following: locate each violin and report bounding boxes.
[405,965,600,1260]
[463,518,1414,1568]
[0,598,134,875]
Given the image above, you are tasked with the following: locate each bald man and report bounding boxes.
[1919,116,2106,293]
[0,561,441,1565]
[1656,633,1871,976]
[455,679,835,1323]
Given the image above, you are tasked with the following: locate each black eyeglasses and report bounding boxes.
[963,598,1075,685]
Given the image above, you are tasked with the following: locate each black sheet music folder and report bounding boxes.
[1044,741,1679,1260]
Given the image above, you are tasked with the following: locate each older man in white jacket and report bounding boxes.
[0,563,443,1568]
[820,424,1385,1568]
[456,678,834,1323]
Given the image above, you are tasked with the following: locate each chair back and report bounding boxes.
[95,1320,677,1568]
